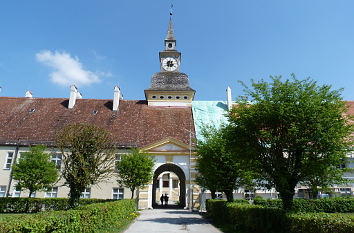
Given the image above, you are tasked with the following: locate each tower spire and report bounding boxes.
[165,7,176,41]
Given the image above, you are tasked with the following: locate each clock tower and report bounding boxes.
[145,13,195,107]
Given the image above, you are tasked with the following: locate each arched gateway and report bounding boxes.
[152,163,186,208]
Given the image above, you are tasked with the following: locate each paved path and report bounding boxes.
[124,209,222,233]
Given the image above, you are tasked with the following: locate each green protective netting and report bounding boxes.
[192,101,230,141]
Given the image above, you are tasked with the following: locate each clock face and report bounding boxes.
[162,57,178,71]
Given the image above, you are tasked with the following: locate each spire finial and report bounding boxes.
[165,5,176,41]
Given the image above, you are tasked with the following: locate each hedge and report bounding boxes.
[0,199,136,232]
[254,198,354,213]
[0,197,113,213]
[206,200,354,233]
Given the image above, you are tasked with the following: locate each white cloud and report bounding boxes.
[36,50,101,86]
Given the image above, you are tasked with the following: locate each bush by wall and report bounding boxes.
[253,198,354,213]
[206,200,354,233]
[0,197,113,213]
[0,199,136,232]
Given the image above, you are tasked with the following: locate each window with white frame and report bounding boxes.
[0,186,7,197]
[115,154,122,170]
[51,153,62,170]
[4,152,14,169]
[12,186,21,197]
[45,187,58,198]
[80,188,91,198]
[112,188,124,200]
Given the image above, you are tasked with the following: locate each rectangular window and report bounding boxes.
[0,186,6,197]
[12,186,21,197]
[51,153,62,170]
[45,187,58,198]
[80,188,91,198]
[4,152,14,169]
[112,188,124,200]
[163,181,169,188]
[115,154,122,170]
[172,180,179,189]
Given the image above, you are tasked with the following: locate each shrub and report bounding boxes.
[0,199,136,232]
[253,198,354,213]
[206,199,354,233]
[0,197,112,213]
[289,212,354,233]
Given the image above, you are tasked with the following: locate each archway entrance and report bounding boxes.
[152,163,186,208]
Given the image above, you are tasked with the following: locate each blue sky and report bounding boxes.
[0,0,354,101]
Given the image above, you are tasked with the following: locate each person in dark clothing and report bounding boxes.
[164,193,169,205]
[160,194,164,205]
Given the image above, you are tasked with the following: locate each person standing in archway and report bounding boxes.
[160,194,164,205]
[164,193,169,205]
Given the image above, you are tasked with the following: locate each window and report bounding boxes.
[4,152,14,169]
[45,187,58,198]
[0,186,6,197]
[115,154,122,170]
[152,96,157,99]
[172,180,179,189]
[51,153,62,170]
[81,188,91,198]
[112,188,124,200]
[163,181,169,187]
[159,96,165,99]
[176,96,180,99]
[30,192,36,198]
[12,186,21,197]
[183,96,188,100]
[168,96,172,99]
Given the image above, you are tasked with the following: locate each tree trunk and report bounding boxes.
[26,191,33,213]
[131,187,135,199]
[279,188,295,212]
[68,189,81,209]
[224,190,234,202]
[211,190,216,199]
[311,186,319,199]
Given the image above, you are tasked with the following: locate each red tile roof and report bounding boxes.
[0,97,195,148]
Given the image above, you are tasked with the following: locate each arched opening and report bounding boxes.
[152,163,186,208]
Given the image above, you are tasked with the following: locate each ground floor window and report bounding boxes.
[0,186,6,197]
[45,187,58,198]
[81,188,91,198]
[112,188,124,200]
[12,186,21,197]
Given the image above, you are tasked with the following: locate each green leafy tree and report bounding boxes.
[226,75,353,211]
[12,145,59,198]
[196,126,254,202]
[116,149,155,201]
[56,124,116,208]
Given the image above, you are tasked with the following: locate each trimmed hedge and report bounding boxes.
[0,197,113,213]
[254,198,354,213]
[0,199,136,232]
[206,200,354,233]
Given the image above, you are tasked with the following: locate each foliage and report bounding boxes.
[0,199,136,233]
[116,148,155,200]
[196,126,254,202]
[56,124,116,208]
[206,199,354,233]
[0,197,113,213]
[253,197,354,213]
[11,145,59,199]
[226,75,353,210]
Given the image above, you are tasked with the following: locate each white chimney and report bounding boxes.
[25,90,32,98]
[113,85,121,111]
[227,86,232,111]
[68,85,78,109]
[76,92,82,99]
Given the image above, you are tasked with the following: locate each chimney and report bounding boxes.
[25,90,32,98]
[113,85,121,111]
[227,86,232,111]
[68,85,78,109]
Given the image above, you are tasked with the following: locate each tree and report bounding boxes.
[12,145,58,211]
[196,126,254,202]
[116,149,155,202]
[56,124,116,208]
[12,145,59,197]
[226,75,353,211]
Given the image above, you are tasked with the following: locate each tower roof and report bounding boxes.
[165,14,176,41]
